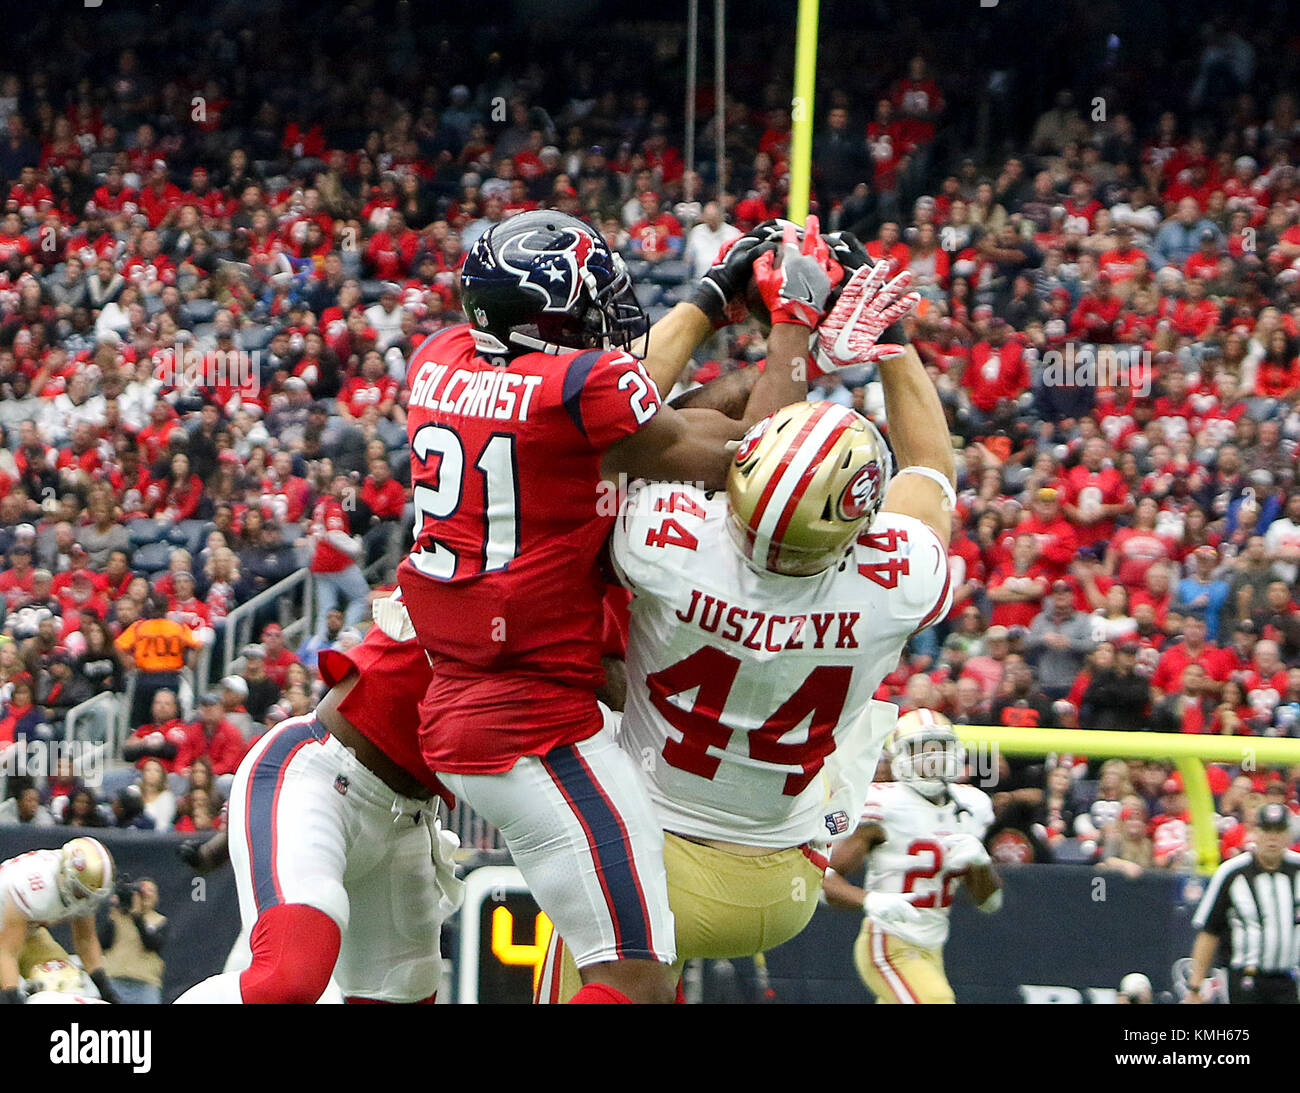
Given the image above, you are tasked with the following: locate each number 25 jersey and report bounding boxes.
[611,480,952,849]
[397,324,661,773]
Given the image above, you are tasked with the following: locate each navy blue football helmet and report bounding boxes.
[459,210,647,356]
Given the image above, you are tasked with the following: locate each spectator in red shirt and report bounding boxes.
[338,349,398,421]
[302,474,367,637]
[121,689,199,774]
[1061,437,1132,547]
[865,221,911,273]
[261,451,311,524]
[962,318,1029,422]
[1106,497,1178,591]
[987,533,1050,629]
[191,692,249,778]
[365,209,420,280]
[361,456,407,568]
[1253,329,1300,401]
[1016,487,1079,578]
[1152,615,1228,695]
[628,191,683,262]
[145,452,204,523]
[1151,663,1214,733]
[1069,272,1124,341]
[891,54,944,148]
[259,623,300,689]
[0,543,36,611]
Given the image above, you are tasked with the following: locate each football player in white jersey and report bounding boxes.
[823,709,1001,1003]
[0,837,119,1004]
[537,258,957,1001]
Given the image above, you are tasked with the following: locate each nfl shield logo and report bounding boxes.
[824,810,850,836]
[333,775,350,797]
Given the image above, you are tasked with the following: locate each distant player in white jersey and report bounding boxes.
[538,259,956,1001]
[824,710,1001,1003]
[0,837,119,1004]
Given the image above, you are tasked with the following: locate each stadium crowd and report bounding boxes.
[0,6,1296,876]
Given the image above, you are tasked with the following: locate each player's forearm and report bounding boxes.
[668,365,758,418]
[638,302,714,397]
[0,949,19,991]
[1187,931,1218,990]
[822,870,867,911]
[964,864,999,905]
[879,345,955,482]
[735,323,810,429]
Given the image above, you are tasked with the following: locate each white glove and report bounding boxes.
[863,890,924,925]
[942,832,991,873]
[816,261,921,369]
[373,590,416,641]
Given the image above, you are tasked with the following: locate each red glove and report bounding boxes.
[751,216,843,328]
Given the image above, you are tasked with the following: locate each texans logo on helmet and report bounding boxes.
[497,226,595,313]
[838,463,882,521]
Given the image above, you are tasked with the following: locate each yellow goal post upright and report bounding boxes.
[952,725,1300,875]
[786,0,819,222]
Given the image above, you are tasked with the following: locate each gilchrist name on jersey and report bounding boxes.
[611,480,952,849]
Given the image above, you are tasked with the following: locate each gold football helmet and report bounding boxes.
[58,837,115,905]
[26,959,84,996]
[885,708,964,796]
[726,401,892,576]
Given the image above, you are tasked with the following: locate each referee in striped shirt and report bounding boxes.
[1185,803,1300,1004]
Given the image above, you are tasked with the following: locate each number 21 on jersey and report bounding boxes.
[409,423,520,580]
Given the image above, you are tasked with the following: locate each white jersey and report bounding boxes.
[0,849,94,927]
[861,781,994,949]
[611,480,951,849]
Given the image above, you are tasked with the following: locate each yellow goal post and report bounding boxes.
[951,725,1300,875]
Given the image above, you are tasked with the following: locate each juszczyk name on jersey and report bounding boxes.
[0,740,103,784]
[408,360,544,421]
[49,1025,151,1074]
[676,588,861,650]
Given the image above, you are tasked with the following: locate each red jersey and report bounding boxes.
[361,476,406,521]
[309,497,356,573]
[1151,642,1229,694]
[963,341,1029,413]
[317,617,451,803]
[1110,527,1177,589]
[262,648,299,689]
[129,719,200,774]
[339,375,398,418]
[397,324,662,773]
[987,563,1050,629]
[1061,464,1129,547]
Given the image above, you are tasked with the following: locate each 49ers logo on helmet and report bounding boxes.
[838,463,882,520]
[734,417,770,466]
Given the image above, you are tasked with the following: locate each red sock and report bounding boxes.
[239,904,341,1004]
[569,983,633,1004]
[675,980,686,1004]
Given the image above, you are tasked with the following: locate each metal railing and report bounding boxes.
[215,568,314,690]
[65,691,128,753]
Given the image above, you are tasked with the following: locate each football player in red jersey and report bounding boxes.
[398,210,838,1003]
[175,597,464,1005]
